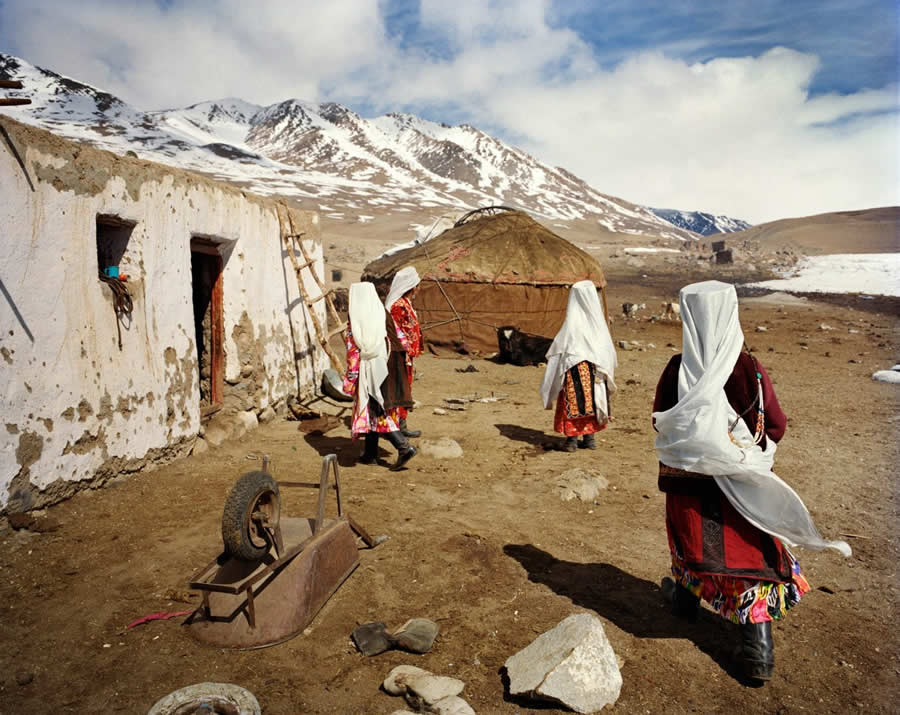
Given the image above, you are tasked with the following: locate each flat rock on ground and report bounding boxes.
[505,613,622,713]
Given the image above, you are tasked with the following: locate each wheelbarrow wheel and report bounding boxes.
[221,471,281,561]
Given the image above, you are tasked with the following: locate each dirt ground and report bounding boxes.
[1,273,898,714]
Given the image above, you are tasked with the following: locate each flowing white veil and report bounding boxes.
[349,282,389,414]
[652,281,850,556]
[540,280,617,418]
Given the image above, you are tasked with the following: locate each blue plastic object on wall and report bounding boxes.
[103,266,119,278]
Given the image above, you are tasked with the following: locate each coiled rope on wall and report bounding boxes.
[99,274,134,350]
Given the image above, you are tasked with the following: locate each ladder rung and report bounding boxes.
[307,290,331,305]
[327,325,346,338]
[294,257,315,272]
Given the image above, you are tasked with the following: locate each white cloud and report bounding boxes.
[2,0,896,223]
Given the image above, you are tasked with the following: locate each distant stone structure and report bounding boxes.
[715,249,734,264]
[0,116,328,514]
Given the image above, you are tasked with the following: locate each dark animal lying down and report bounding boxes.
[497,326,553,366]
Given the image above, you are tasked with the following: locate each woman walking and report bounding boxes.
[540,280,617,451]
[342,282,417,471]
[384,266,424,438]
[652,280,850,681]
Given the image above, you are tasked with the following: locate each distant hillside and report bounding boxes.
[648,207,752,235]
[721,207,899,254]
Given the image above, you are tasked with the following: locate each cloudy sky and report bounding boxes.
[1,0,897,223]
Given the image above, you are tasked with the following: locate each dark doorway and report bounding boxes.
[190,240,224,415]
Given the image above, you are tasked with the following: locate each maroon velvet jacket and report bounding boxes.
[653,352,793,581]
[653,352,786,450]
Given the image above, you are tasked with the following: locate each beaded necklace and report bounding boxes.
[727,352,766,448]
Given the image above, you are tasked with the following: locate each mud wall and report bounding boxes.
[0,117,329,513]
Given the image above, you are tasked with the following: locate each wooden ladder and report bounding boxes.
[277,205,345,372]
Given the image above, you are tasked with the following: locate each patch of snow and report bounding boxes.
[623,247,681,255]
[872,366,900,384]
[747,254,900,297]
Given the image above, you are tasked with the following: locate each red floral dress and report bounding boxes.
[342,322,410,437]
[553,361,607,436]
[389,296,422,420]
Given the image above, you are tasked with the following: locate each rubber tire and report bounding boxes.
[221,471,280,561]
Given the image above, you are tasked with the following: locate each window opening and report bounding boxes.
[96,215,135,279]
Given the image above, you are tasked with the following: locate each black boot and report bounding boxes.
[399,417,421,438]
[562,436,578,452]
[359,432,379,465]
[661,577,699,622]
[385,431,417,471]
[741,621,775,681]
[579,433,597,450]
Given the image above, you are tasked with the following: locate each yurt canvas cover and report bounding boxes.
[362,209,608,353]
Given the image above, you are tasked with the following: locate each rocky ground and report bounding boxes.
[1,263,898,714]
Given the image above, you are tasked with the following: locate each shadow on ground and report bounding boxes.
[503,543,757,686]
[494,423,557,450]
[302,433,358,468]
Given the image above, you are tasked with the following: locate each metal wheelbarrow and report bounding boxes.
[185,454,376,649]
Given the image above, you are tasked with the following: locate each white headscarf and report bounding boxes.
[540,280,617,420]
[384,266,421,310]
[653,280,850,556]
[349,282,389,412]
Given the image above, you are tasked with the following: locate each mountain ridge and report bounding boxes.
[0,52,751,241]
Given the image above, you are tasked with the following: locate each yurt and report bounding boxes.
[362,207,608,353]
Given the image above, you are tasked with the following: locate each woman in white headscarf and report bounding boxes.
[342,282,417,471]
[540,280,617,451]
[384,266,424,438]
[652,280,850,682]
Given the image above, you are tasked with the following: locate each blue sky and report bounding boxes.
[1,0,897,221]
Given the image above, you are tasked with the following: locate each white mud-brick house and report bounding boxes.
[0,116,329,515]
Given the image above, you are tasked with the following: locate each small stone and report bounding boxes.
[191,437,209,455]
[258,406,276,424]
[556,468,609,502]
[405,674,465,705]
[616,340,630,350]
[384,665,431,696]
[819,323,834,331]
[432,695,476,715]
[755,326,768,332]
[15,671,34,686]
[235,410,259,436]
[419,437,463,459]
[433,408,448,415]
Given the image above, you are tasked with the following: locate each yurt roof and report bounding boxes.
[362,208,607,287]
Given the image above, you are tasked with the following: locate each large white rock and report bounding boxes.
[419,437,463,459]
[505,613,622,713]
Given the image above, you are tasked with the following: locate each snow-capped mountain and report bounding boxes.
[1,53,716,240]
[648,208,752,236]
